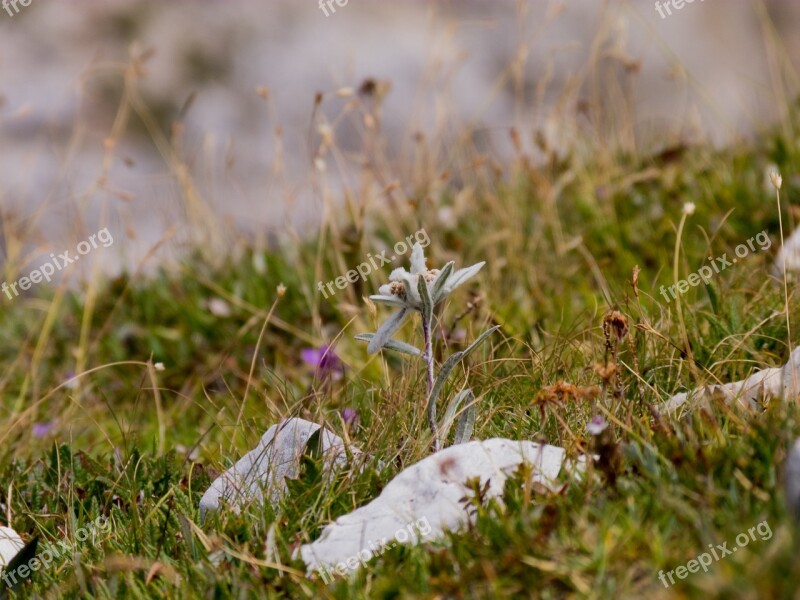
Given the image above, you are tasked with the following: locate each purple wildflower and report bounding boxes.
[341,408,359,428]
[301,345,344,380]
[33,422,55,437]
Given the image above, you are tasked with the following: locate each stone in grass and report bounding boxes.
[657,347,800,415]
[774,225,800,276]
[0,526,24,569]
[199,418,360,518]
[298,438,586,578]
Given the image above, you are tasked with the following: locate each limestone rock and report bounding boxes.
[298,438,585,578]
[0,527,23,570]
[199,418,358,517]
[657,347,800,415]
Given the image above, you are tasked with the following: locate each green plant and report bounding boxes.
[355,242,498,451]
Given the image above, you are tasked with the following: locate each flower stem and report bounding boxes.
[422,316,440,452]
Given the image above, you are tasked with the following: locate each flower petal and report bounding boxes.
[369,294,408,307]
[431,261,455,304]
[409,243,427,276]
[301,347,323,367]
[388,267,409,282]
[398,272,421,306]
[443,261,485,294]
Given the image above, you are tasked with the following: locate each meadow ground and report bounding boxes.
[3,95,800,599]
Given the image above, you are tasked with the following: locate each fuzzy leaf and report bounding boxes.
[369,294,408,307]
[355,333,422,357]
[367,308,411,354]
[418,272,433,325]
[426,326,500,437]
[453,402,476,445]
[431,261,455,304]
[439,388,475,444]
[443,261,485,294]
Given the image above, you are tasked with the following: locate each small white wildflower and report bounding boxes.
[154,362,165,372]
[207,298,231,317]
[682,202,696,216]
[587,416,608,436]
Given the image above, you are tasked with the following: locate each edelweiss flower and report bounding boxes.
[366,243,484,354]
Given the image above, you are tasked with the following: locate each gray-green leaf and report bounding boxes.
[431,261,455,304]
[355,333,422,357]
[417,272,433,325]
[367,308,411,354]
[439,388,475,444]
[453,402,476,445]
[443,261,485,295]
[426,325,500,436]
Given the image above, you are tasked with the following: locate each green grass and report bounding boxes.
[3,110,800,598]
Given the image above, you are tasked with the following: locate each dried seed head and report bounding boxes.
[771,171,783,191]
[603,310,629,343]
[682,202,696,216]
[594,362,618,383]
[631,265,640,297]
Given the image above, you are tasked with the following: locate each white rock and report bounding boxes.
[199,418,359,517]
[657,347,800,414]
[298,438,585,577]
[774,226,800,276]
[0,526,24,569]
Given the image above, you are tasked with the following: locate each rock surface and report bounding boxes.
[199,418,359,517]
[773,226,800,276]
[657,347,800,414]
[0,526,24,569]
[298,438,585,578]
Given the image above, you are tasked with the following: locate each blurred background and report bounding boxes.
[0,0,797,281]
